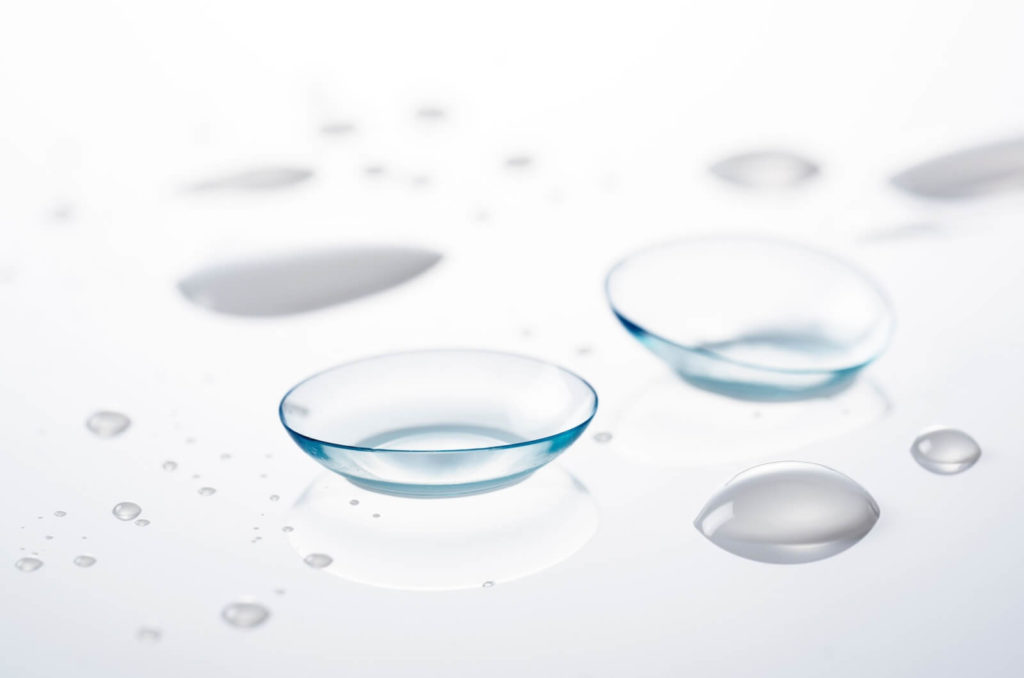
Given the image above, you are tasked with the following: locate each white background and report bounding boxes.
[1,1,1023,676]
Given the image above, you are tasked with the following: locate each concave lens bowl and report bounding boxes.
[280,350,598,498]
[606,236,895,399]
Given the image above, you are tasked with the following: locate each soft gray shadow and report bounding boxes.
[285,465,598,591]
[185,167,314,192]
[891,137,1024,199]
[612,374,890,468]
[178,245,442,317]
[709,150,820,189]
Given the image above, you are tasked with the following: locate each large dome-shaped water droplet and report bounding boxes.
[15,557,43,572]
[694,461,879,564]
[911,428,981,474]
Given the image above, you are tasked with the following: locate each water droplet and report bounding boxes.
[112,502,142,521]
[482,580,495,588]
[54,510,66,517]
[349,499,359,506]
[321,121,356,136]
[187,167,313,192]
[372,513,381,519]
[221,602,270,629]
[86,411,131,438]
[274,588,286,595]
[162,460,178,472]
[135,519,150,527]
[136,627,162,643]
[694,461,880,564]
[593,432,612,443]
[890,137,1024,199]
[73,555,96,568]
[282,526,294,533]
[191,474,200,480]
[15,557,43,572]
[198,487,216,496]
[363,164,386,178]
[709,150,819,189]
[177,246,442,317]
[220,453,232,460]
[415,106,446,122]
[44,535,53,540]
[505,155,534,169]
[303,553,333,569]
[269,495,279,502]
[911,427,981,474]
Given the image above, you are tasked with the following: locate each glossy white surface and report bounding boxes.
[2,1,1024,676]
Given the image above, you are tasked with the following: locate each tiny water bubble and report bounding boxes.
[112,502,142,521]
[162,460,178,472]
[135,519,150,527]
[86,411,131,438]
[15,557,43,572]
[303,553,333,569]
[349,499,359,506]
[73,555,96,568]
[54,511,66,517]
[198,487,216,497]
[911,427,981,474]
[221,602,270,629]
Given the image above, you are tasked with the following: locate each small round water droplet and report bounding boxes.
[135,519,150,527]
[86,411,131,438]
[269,495,279,502]
[54,510,66,517]
[136,627,161,643]
[112,502,142,521]
[15,557,43,572]
[911,427,981,474]
[198,487,216,496]
[220,453,232,460]
[162,460,178,471]
[303,553,333,569]
[281,526,294,533]
[372,513,381,519]
[349,499,359,506]
[593,432,612,443]
[221,602,270,629]
[44,535,53,540]
[73,555,96,568]
[482,580,495,588]
[694,461,880,564]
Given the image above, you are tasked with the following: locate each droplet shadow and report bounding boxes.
[612,373,889,468]
[285,465,598,591]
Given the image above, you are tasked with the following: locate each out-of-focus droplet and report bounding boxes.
[177,246,442,317]
[709,150,819,189]
[135,519,150,527]
[891,137,1024,199]
[187,167,313,192]
[198,487,216,497]
[162,460,178,472]
[136,627,162,643]
[73,555,96,568]
[87,411,131,438]
[694,461,879,564]
[911,427,981,474]
[54,511,66,517]
[303,553,333,569]
[593,432,612,443]
[15,557,43,572]
[221,602,270,629]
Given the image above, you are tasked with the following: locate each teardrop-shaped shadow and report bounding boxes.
[891,138,1024,199]
[285,465,598,591]
[611,373,889,468]
[177,245,442,317]
[185,167,314,192]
